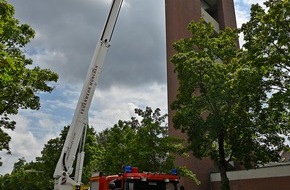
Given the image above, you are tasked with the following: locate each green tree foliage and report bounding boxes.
[80,126,100,184]
[0,107,191,189]
[241,0,290,135]
[0,0,58,158]
[170,0,289,187]
[0,158,49,190]
[0,126,99,189]
[35,126,99,186]
[95,107,183,175]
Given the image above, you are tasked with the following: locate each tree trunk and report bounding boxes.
[219,163,230,190]
[218,133,230,190]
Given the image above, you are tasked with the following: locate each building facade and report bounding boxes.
[165,0,237,189]
[210,163,290,190]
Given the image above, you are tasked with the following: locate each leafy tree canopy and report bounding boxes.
[95,107,183,174]
[0,107,192,189]
[0,157,51,190]
[0,0,58,159]
[170,0,289,189]
[0,126,98,189]
[241,0,290,135]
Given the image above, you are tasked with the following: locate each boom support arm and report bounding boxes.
[53,0,123,189]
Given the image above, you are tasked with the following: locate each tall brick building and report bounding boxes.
[165,0,237,189]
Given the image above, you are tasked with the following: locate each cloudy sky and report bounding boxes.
[1,0,266,174]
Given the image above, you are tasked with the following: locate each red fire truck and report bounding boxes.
[90,166,180,190]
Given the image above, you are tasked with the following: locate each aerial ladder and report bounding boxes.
[53,0,124,189]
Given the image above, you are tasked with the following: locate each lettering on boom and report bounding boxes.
[80,65,99,115]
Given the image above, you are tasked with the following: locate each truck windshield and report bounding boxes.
[125,180,177,190]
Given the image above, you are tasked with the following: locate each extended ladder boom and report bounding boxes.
[53,0,123,189]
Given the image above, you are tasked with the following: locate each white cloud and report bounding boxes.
[0,115,46,174]
[234,1,251,46]
[235,5,250,28]
[89,83,168,132]
[242,0,266,5]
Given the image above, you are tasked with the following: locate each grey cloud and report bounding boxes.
[8,0,167,88]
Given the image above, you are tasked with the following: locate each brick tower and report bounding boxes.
[165,0,237,189]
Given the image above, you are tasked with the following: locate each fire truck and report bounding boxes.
[89,166,179,190]
[53,0,180,190]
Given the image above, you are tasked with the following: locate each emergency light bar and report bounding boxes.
[125,166,139,173]
[125,166,178,175]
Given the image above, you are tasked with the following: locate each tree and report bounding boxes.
[0,157,49,190]
[240,0,290,135]
[0,126,100,189]
[79,126,100,184]
[35,126,100,187]
[170,12,288,190]
[0,107,195,189]
[0,0,58,158]
[95,107,183,175]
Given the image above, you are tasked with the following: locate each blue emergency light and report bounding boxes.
[171,169,178,175]
[125,166,133,173]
